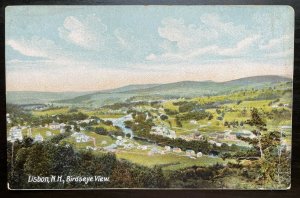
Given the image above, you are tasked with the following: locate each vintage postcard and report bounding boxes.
[6,6,293,189]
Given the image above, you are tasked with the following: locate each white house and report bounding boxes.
[86,146,97,151]
[190,120,197,124]
[59,123,66,129]
[34,134,44,142]
[148,147,159,155]
[117,136,123,140]
[8,127,23,142]
[196,152,203,158]
[46,131,52,137]
[71,132,91,143]
[138,145,148,150]
[186,150,196,157]
[150,126,176,139]
[124,143,134,150]
[173,147,182,153]
[49,122,60,130]
[165,146,171,151]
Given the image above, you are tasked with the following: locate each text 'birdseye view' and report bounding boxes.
[6,6,293,189]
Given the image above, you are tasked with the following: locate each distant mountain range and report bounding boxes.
[6,75,292,106]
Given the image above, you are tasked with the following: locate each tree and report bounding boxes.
[243,108,267,159]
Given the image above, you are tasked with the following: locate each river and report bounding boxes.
[103,114,134,138]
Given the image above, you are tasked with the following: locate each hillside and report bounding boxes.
[53,75,291,106]
[7,75,292,106]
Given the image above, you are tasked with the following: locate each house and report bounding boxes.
[8,127,23,142]
[138,145,148,150]
[173,147,182,153]
[46,131,52,136]
[148,147,159,155]
[190,120,197,124]
[60,128,65,134]
[117,136,123,140]
[86,146,96,151]
[165,146,171,151]
[124,143,134,150]
[104,144,117,152]
[215,142,222,147]
[59,123,66,129]
[186,150,196,157]
[196,152,203,158]
[71,132,91,143]
[27,128,32,137]
[236,130,256,139]
[34,134,44,142]
[150,126,177,139]
[49,121,60,130]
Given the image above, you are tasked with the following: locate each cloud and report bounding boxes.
[218,35,260,56]
[114,28,135,50]
[145,53,157,61]
[158,14,247,52]
[145,35,260,62]
[58,15,107,51]
[200,13,246,37]
[158,18,219,51]
[6,36,60,58]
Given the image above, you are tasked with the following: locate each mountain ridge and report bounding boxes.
[7,75,292,105]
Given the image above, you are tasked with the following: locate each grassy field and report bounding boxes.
[116,151,234,170]
[21,127,60,140]
[32,107,69,116]
[60,131,115,149]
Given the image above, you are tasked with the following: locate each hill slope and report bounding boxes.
[6,75,291,106]
[53,75,291,106]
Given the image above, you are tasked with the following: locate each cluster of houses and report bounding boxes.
[48,122,66,133]
[6,113,12,124]
[179,132,205,141]
[146,145,203,159]
[71,132,92,143]
[8,127,23,142]
[150,125,177,139]
[103,136,136,152]
[7,126,46,143]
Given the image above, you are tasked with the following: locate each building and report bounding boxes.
[124,143,134,150]
[190,120,197,124]
[138,145,148,150]
[196,152,203,158]
[60,128,65,134]
[34,134,44,142]
[86,146,97,151]
[165,146,171,151]
[173,147,182,153]
[186,150,196,157]
[49,121,60,130]
[150,126,176,139]
[71,132,91,143]
[236,130,256,139]
[46,131,52,136]
[8,127,23,142]
[148,147,159,155]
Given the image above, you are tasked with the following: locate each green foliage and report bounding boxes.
[8,140,169,189]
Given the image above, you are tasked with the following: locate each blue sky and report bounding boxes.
[6,6,294,91]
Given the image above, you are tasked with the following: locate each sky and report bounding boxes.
[5,6,294,92]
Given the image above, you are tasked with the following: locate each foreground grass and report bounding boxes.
[116,151,234,171]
